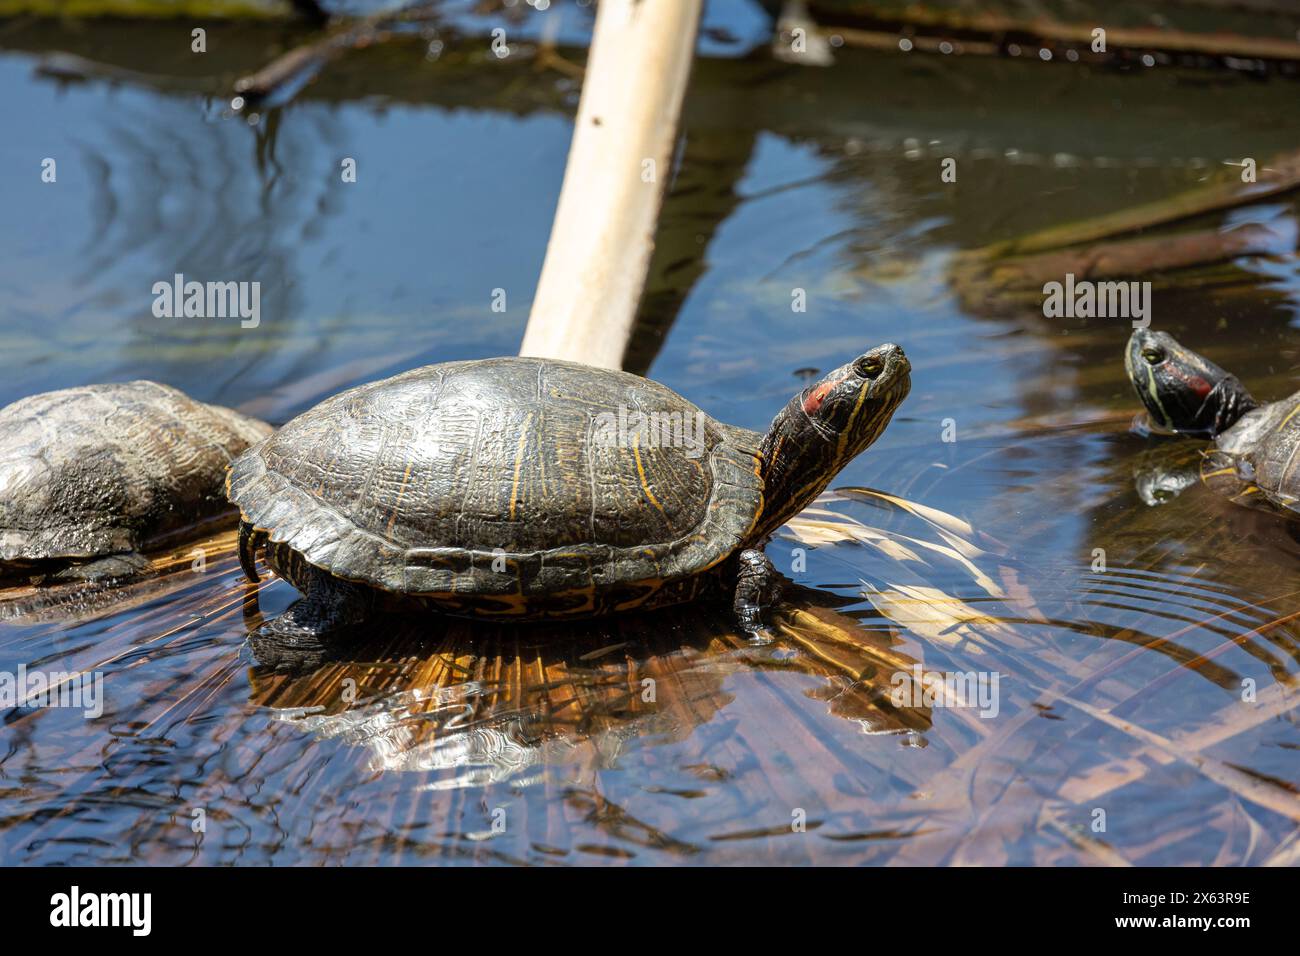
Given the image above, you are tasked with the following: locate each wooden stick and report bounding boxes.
[519,0,703,370]
[948,147,1300,308]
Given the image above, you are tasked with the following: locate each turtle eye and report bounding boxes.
[1142,347,1165,365]
[855,356,883,379]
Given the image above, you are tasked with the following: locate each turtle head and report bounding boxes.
[752,344,910,541]
[1125,330,1256,437]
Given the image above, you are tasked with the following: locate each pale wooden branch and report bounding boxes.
[519,0,703,370]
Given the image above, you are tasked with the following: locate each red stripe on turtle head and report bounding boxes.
[1168,364,1212,398]
[803,376,846,415]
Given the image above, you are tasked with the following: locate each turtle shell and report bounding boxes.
[227,358,765,611]
[0,381,272,564]
[1202,390,1300,513]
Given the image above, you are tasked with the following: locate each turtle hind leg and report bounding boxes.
[238,520,266,584]
[732,548,783,641]
[52,551,151,583]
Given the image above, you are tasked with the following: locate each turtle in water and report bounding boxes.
[1125,329,1300,514]
[229,346,910,644]
[0,381,272,583]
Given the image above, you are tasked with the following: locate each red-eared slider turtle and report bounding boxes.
[1126,329,1300,514]
[229,346,910,643]
[0,381,272,583]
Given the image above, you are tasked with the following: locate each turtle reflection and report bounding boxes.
[1129,417,1300,517]
[0,527,248,626]
[245,589,933,788]
[1130,438,1205,507]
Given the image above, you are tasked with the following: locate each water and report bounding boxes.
[1,6,1298,865]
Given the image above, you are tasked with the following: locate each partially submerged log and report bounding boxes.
[972,149,1300,261]
[950,147,1300,308]
[952,222,1292,310]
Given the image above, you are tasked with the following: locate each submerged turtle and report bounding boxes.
[0,381,272,582]
[229,346,910,643]
[1125,329,1300,514]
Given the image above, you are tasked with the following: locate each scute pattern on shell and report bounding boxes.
[1203,390,1300,513]
[227,358,765,600]
[0,381,272,563]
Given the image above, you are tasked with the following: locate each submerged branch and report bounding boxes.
[972,149,1300,261]
[952,221,1292,309]
[232,3,440,107]
[1057,693,1300,824]
[949,147,1300,307]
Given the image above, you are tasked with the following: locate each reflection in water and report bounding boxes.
[246,590,931,789]
[1130,439,1205,507]
[240,491,947,785]
[0,504,952,864]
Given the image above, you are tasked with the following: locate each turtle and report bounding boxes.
[228,345,911,644]
[0,381,273,583]
[1125,329,1300,515]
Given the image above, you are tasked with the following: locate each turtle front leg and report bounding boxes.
[732,548,783,638]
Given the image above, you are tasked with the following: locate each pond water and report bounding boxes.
[1,4,1298,864]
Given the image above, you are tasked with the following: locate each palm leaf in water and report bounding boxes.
[784,489,1015,654]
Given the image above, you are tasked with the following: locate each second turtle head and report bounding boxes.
[1125,329,1256,437]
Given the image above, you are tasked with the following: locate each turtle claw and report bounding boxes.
[1200,373,1256,437]
[735,601,775,641]
[739,621,779,645]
